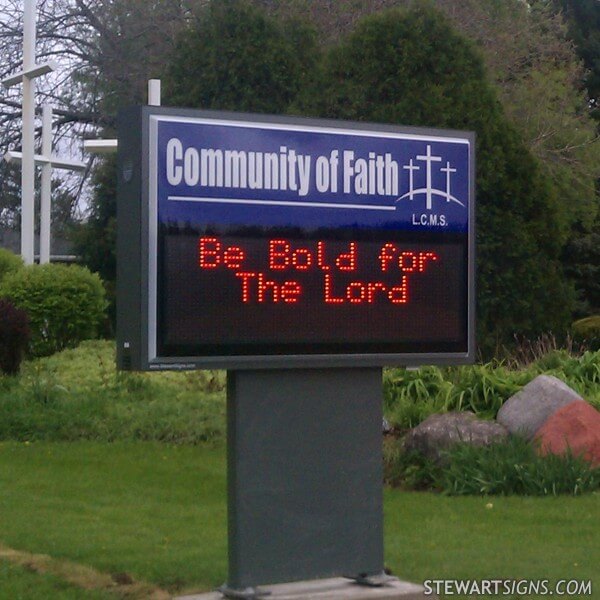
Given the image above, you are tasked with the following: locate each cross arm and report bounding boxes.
[2,62,57,88]
[4,150,86,172]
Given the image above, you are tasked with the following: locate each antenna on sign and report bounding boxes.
[83,79,162,155]
[148,79,161,107]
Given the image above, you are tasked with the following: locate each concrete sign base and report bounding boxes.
[177,577,434,600]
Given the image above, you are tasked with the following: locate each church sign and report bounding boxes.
[116,107,475,370]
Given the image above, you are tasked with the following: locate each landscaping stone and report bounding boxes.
[403,412,508,463]
[534,400,600,467]
[496,375,582,440]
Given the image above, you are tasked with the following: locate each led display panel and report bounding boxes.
[116,107,475,370]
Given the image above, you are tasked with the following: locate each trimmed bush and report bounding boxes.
[0,264,107,357]
[0,298,30,375]
[0,248,24,285]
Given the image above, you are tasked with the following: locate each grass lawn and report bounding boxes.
[0,561,114,600]
[384,491,599,588]
[0,442,227,597]
[0,441,598,599]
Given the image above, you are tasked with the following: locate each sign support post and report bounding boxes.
[223,368,385,597]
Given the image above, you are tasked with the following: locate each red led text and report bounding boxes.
[236,272,302,304]
[378,244,438,273]
[198,237,246,270]
[269,240,357,272]
[197,236,439,305]
[324,275,409,304]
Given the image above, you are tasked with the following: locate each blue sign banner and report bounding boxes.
[154,117,471,233]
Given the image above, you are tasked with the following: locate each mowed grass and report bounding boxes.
[0,561,113,600]
[385,491,599,590]
[0,442,598,598]
[0,442,227,595]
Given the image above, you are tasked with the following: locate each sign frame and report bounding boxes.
[117,106,476,371]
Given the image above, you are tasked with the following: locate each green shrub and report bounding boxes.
[384,350,600,428]
[0,264,107,357]
[0,298,30,375]
[383,364,527,428]
[435,437,600,496]
[572,316,600,351]
[384,436,600,496]
[0,340,226,445]
[383,437,441,490]
[0,248,23,285]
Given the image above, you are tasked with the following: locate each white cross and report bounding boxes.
[441,161,457,203]
[1,0,57,264]
[402,159,420,200]
[416,145,442,210]
[4,105,86,263]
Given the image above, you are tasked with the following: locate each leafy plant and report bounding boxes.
[384,435,600,496]
[572,316,600,351]
[383,437,441,490]
[383,364,526,428]
[0,264,107,357]
[435,437,600,496]
[0,248,23,285]
[22,362,68,405]
[0,298,30,375]
[384,349,600,428]
[0,341,226,444]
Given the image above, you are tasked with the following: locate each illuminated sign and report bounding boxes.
[116,107,475,370]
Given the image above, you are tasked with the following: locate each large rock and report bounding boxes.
[534,400,600,467]
[403,412,508,463]
[496,375,582,440]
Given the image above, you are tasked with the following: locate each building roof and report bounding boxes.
[0,228,78,261]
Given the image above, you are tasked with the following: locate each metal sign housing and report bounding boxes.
[117,106,475,370]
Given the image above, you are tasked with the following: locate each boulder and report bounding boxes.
[496,375,582,440]
[403,412,508,463]
[534,400,600,467]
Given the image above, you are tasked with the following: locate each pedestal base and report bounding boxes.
[177,577,436,600]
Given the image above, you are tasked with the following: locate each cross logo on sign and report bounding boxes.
[396,145,465,210]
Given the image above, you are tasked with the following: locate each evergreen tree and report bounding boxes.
[165,0,318,113]
[562,217,600,317]
[297,6,574,353]
[542,0,600,117]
